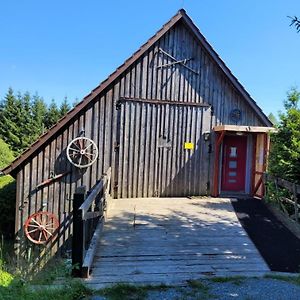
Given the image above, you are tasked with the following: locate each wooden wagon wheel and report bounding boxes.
[24,211,59,245]
[66,137,98,168]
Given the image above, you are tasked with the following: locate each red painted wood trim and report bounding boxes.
[212,131,225,197]
[250,134,257,196]
[253,176,263,195]
[254,133,269,198]
[260,133,269,197]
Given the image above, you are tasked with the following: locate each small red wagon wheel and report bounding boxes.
[24,211,59,245]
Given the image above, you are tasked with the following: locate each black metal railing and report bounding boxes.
[72,167,111,278]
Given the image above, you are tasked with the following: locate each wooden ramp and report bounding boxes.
[85,197,269,288]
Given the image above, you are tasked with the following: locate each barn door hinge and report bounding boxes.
[116,101,122,110]
[114,142,120,151]
[206,181,210,193]
[113,182,118,191]
[208,144,212,153]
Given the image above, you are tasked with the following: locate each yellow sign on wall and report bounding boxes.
[184,142,194,150]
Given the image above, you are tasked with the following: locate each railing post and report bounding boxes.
[72,186,86,277]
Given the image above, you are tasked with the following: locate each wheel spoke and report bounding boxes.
[69,152,79,157]
[69,147,80,153]
[78,139,83,150]
[42,230,48,240]
[83,143,93,151]
[72,142,81,150]
[84,152,96,157]
[84,154,93,162]
[28,228,39,234]
[43,228,53,236]
[45,221,54,227]
[31,218,41,226]
[38,231,42,242]
[28,224,39,228]
[79,155,82,165]
[45,227,56,230]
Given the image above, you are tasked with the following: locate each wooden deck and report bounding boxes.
[85,197,269,288]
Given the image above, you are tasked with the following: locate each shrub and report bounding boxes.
[0,176,16,239]
[0,139,14,170]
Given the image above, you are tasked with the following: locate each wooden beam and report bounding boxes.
[82,216,105,278]
[79,180,104,219]
[213,125,276,133]
[118,97,210,108]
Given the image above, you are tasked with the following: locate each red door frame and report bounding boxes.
[213,131,269,198]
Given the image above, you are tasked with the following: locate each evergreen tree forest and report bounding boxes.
[0,88,73,157]
[269,87,300,184]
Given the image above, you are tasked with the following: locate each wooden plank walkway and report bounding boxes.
[85,197,269,288]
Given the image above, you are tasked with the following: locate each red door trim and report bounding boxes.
[254,133,268,198]
[250,134,257,195]
[212,131,225,197]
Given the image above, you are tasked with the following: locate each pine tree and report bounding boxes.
[59,97,71,118]
[269,88,300,183]
[19,92,36,151]
[0,88,23,154]
[32,93,47,136]
[45,99,60,129]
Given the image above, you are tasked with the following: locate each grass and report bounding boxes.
[30,258,72,285]
[187,279,209,290]
[98,283,148,300]
[209,276,246,286]
[1,274,300,300]
[97,283,170,300]
[0,280,93,300]
[184,279,212,299]
[264,274,300,286]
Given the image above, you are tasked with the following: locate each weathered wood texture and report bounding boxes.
[15,20,266,256]
[264,174,300,222]
[85,197,269,287]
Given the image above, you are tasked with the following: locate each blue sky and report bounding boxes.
[0,0,300,117]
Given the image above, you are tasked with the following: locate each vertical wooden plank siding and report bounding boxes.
[15,20,267,257]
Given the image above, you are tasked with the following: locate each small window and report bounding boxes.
[229,171,237,177]
[229,147,237,157]
[229,161,237,169]
[228,179,237,183]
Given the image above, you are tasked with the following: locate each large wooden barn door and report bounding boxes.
[114,100,207,198]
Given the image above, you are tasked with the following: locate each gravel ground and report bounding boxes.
[88,277,300,300]
[206,278,300,300]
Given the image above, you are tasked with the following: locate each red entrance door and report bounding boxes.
[221,135,247,192]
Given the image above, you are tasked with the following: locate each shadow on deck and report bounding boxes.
[85,197,269,288]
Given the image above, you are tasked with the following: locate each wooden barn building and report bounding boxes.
[2,10,274,257]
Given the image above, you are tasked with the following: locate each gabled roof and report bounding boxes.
[2,9,272,176]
